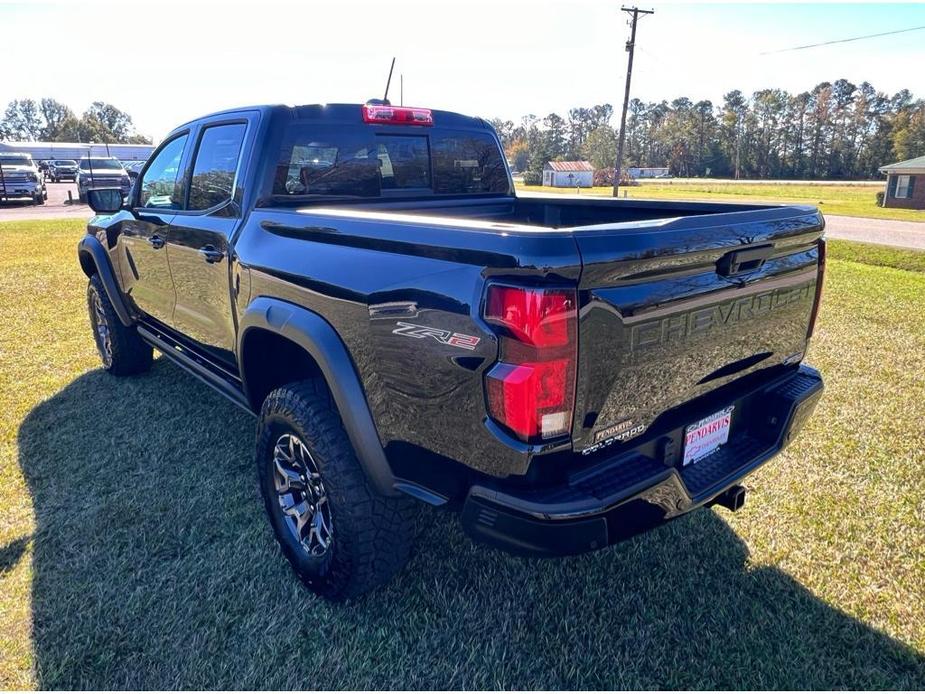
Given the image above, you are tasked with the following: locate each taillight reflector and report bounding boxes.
[484,285,577,442]
[485,286,572,348]
[807,238,826,339]
[361,104,434,126]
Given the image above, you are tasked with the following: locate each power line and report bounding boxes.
[760,24,925,55]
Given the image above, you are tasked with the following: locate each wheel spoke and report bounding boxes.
[274,460,305,493]
[279,493,309,519]
[307,512,331,555]
[273,441,294,464]
[295,504,315,534]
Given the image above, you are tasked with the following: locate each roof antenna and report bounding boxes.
[382,57,396,105]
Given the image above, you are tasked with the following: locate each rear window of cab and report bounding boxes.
[271,124,509,199]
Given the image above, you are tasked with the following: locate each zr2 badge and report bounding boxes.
[392,322,481,351]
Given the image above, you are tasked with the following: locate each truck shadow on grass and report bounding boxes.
[17,359,925,689]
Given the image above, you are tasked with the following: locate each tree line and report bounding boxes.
[0,98,152,145]
[490,79,925,181]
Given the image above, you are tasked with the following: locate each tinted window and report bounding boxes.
[138,135,188,209]
[79,158,122,170]
[278,132,376,197]
[432,135,508,194]
[376,136,430,189]
[0,156,33,166]
[272,125,507,199]
[188,123,246,210]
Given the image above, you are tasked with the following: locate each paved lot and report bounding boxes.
[3,187,924,251]
[825,215,925,251]
[0,182,91,222]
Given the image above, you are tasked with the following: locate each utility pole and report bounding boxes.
[734,125,741,179]
[612,6,653,197]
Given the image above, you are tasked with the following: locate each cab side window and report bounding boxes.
[138,134,189,209]
[188,123,247,211]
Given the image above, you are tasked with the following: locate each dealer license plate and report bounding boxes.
[683,406,734,466]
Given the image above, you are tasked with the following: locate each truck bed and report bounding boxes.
[244,193,824,474]
[300,192,774,228]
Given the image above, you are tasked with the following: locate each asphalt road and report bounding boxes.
[2,185,924,251]
[0,181,92,222]
[824,215,925,251]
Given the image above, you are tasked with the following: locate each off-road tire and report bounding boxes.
[87,274,152,376]
[256,379,415,601]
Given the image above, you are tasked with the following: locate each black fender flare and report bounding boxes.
[237,297,396,496]
[77,235,133,327]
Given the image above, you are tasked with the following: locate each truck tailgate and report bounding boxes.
[570,206,824,453]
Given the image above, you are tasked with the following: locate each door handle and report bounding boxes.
[717,244,774,277]
[198,245,224,264]
[149,234,165,249]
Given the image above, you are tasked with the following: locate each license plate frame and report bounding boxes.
[683,406,734,467]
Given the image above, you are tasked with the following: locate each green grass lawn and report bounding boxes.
[825,239,925,273]
[517,181,925,222]
[1,219,924,688]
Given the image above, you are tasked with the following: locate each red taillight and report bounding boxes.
[807,238,826,339]
[484,285,577,442]
[361,104,434,126]
[486,286,572,347]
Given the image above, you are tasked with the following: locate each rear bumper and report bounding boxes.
[461,364,823,556]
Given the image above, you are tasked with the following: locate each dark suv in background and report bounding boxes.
[77,157,131,202]
[48,159,79,182]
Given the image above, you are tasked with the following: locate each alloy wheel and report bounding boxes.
[272,433,333,557]
[91,289,113,367]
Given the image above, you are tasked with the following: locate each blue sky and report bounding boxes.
[2,1,924,140]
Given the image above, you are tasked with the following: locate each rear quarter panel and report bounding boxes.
[235,209,582,477]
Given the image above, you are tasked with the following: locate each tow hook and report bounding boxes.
[713,484,747,512]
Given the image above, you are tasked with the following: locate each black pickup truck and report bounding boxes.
[78,102,825,600]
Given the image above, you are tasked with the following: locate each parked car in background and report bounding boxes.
[48,159,79,182]
[76,157,131,202]
[0,152,47,204]
[122,160,145,182]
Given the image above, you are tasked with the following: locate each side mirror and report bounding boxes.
[86,188,124,214]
